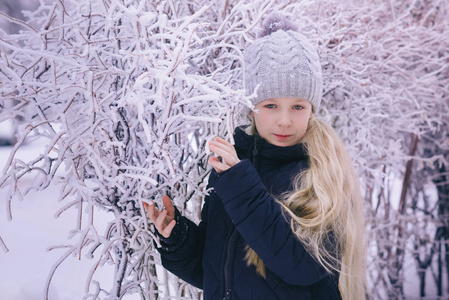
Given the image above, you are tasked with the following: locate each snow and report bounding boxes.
[0,138,139,299]
[1,0,448,298]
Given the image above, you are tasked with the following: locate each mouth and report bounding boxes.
[273,134,292,140]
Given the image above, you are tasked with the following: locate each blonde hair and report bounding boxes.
[244,117,367,300]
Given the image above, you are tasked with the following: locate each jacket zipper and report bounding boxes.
[223,227,238,300]
[252,136,261,172]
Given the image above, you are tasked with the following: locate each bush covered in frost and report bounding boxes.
[0,0,448,299]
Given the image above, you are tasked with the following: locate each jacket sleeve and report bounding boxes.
[212,159,330,286]
[155,197,209,289]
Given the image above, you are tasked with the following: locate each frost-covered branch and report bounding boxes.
[1,0,448,299]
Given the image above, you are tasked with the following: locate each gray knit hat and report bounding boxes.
[244,15,323,110]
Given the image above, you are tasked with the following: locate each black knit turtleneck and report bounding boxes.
[233,127,309,197]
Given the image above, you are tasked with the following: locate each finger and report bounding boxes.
[213,138,238,155]
[142,200,154,210]
[208,156,229,172]
[208,156,222,172]
[215,137,234,146]
[208,156,222,165]
[209,144,239,166]
[210,138,238,155]
[207,156,221,173]
[162,195,175,219]
[209,143,230,157]
[145,202,160,223]
[154,209,168,232]
[161,219,176,238]
[209,139,233,152]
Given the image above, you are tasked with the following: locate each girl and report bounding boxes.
[144,15,366,300]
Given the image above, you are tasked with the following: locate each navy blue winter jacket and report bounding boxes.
[156,127,342,299]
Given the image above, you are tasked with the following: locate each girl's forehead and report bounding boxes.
[259,97,310,104]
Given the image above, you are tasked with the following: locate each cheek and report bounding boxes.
[295,119,310,135]
[253,113,263,127]
[253,114,269,135]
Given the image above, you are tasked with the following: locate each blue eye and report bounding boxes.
[265,104,276,109]
[293,105,304,110]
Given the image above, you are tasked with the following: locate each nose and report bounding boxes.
[277,110,292,127]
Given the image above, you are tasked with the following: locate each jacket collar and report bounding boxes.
[233,127,307,164]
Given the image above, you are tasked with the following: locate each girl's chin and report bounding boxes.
[269,139,297,147]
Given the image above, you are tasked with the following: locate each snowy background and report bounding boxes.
[0,122,119,299]
[0,2,117,298]
[1,0,448,299]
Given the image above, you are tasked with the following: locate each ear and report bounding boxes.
[309,110,314,120]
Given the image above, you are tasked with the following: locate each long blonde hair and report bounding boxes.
[244,117,367,300]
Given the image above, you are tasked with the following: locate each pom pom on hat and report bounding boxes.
[244,15,323,111]
[260,14,298,37]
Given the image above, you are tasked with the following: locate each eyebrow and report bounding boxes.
[292,99,308,104]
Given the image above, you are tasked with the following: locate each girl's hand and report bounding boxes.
[143,195,176,238]
[208,137,240,173]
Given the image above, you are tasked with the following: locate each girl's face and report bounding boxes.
[251,97,313,147]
